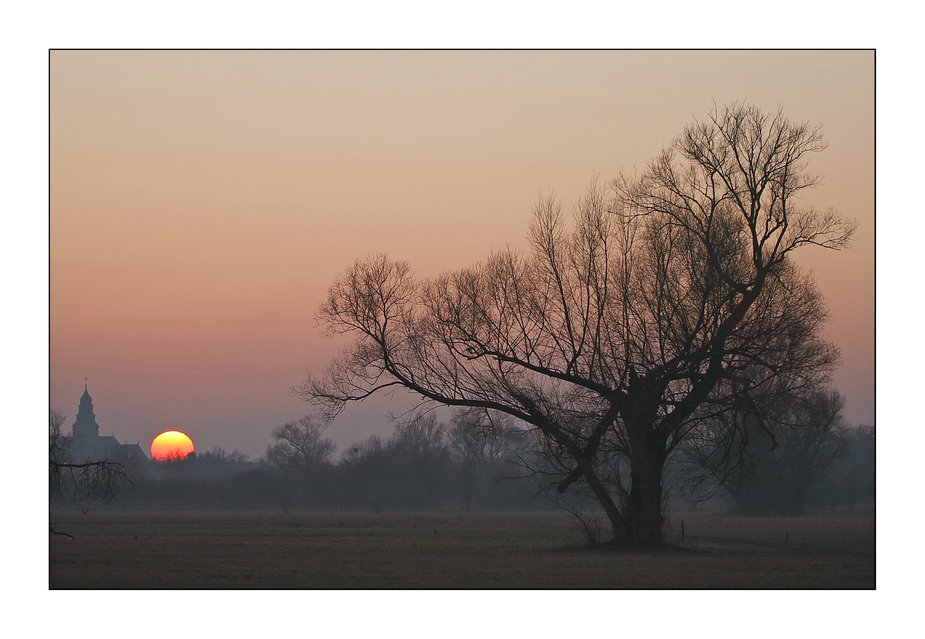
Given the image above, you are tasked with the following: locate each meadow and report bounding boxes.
[48,509,874,589]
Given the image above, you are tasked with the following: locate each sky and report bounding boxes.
[5,2,919,629]
[49,50,874,460]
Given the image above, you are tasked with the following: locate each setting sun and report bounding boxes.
[151,430,195,461]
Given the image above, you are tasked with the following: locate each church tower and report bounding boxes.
[71,382,100,440]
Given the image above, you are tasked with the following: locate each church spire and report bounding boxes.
[72,380,99,439]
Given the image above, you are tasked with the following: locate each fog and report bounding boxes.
[54,409,874,520]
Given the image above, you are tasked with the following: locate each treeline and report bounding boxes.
[52,403,874,516]
[114,410,542,512]
[675,389,875,515]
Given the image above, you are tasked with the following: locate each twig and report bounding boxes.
[50,527,75,541]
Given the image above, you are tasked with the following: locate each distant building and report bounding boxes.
[68,384,148,464]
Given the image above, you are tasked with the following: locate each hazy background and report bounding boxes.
[50,50,874,459]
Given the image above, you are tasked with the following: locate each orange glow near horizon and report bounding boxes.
[49,51,875,457]
[151,430,195,461]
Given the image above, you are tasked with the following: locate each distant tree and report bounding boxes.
[390,412,447,463]
[810,423,875,512]
[328,414,454,512]
[447,408,521,513]
[265,415,336,471]
[155,446,254,485]
[298,103,855,546]
[340,434,387,467]
[201,446,250,463]
[263,415,337,511]
[386,412,454,509]
[336,434,389,512]
[682,388,849,515]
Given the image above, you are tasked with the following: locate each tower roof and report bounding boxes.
[79,384,93,409]
[72,381,99,438]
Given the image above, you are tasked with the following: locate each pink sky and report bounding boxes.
[49,50,874,458]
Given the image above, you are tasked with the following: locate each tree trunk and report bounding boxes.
[576,455,629,546]
[626,454,666,545]
[624,426,668,547]
[585,421,668,548]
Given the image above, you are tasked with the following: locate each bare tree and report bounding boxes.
[265,415,336,471]
[50,410,129,505]
[297,103,855,547]
[50,410,130,538]
[201,446,250,463]
[810,423,874,512]
[447,408,519,513]
[390,412,447,461]
[682,388,849,515]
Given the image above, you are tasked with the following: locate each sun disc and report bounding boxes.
[151,430,195,461]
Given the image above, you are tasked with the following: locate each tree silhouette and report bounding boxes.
[682,388,849,515]
[49,410,129,505]
[50,410,130,538]
[265,415,337,471]
[297,103,854,547]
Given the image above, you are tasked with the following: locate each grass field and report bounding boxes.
[49,509,874,589]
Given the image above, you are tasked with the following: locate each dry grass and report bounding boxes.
[48,509,874,589]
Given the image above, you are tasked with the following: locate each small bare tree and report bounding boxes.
[447,407,519,513]
[50,410,130,538]
[49,410,129,505]
[264,415,337,512]
[265,415,337,471]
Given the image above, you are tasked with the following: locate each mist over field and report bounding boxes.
[51,406,875,589]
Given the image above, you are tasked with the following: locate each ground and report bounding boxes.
[48,509,875,589]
